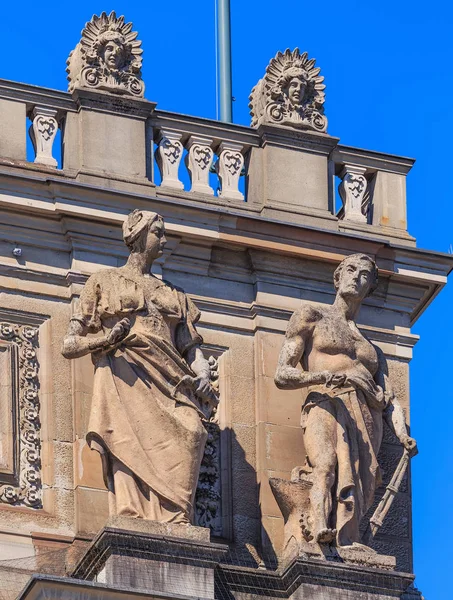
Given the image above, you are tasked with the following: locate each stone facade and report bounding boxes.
[0,13,448,600]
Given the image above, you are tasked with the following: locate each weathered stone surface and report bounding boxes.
[250,49,327,132]
[62,210,218,524]
[273,254,417,560]
[67,11,144,97]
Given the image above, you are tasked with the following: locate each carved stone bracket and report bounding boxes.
[185,136,214,195]
[156,130,184,190]
[29,107,58,168]
[0,322,41,508]
[215,142,244,201]
[339,165,369,224]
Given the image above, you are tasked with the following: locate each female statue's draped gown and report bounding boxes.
[73,267,207,523]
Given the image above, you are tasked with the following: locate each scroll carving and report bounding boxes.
[0,323,41,508]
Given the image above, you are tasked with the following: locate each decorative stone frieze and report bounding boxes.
[67,11,145,97]
[0,322,41,508]
[215,142,244,201]
[29,107,58,168]
[156,130,184,190]
[249,48,327,132]
[185,136,214,195]
[195,355,222,535]
[339,165,369,223]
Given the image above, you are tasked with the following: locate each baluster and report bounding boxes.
[156,130,184,190]
[29,107,58,167]
[185,136,214,195]
[215,142,244,201]
[339,165,368,223]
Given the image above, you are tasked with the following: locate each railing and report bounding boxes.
[0,79,415,240]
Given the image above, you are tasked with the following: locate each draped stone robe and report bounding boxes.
[302,368,389,546]
[73,267,207,522]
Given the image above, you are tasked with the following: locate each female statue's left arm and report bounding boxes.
[374,345,418,456]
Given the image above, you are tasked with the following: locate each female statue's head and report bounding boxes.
[277,67,309,108]
[333,254,378,301]
[123,210,167,260]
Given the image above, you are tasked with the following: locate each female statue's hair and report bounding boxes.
[122,209,163,253]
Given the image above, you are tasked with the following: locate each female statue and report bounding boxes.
[275,253,417,547]
[62,210,217,524]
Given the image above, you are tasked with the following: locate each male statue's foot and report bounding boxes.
[316,527,337,544]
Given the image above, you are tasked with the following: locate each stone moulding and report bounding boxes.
[67,11,144,97]
[0,322,41,508]
[250,48,327,133]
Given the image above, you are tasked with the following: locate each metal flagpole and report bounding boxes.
[216,0,233,122]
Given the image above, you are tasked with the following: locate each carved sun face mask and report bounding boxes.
[286,77,307,107]
[102,40,125,70]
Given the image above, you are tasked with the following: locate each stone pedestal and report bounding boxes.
[269,475,397,571]
[70,517,228,599]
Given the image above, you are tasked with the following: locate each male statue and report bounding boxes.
[274,253,417,547]
[62,210,217,524]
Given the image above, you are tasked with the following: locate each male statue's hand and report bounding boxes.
[323,372,348,389]
[401,434,418,458]
[106,318,131,346]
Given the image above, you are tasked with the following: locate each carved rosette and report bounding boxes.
[339,165,369,223]
[249,48,327,133]
[67,11,145,97]
[0,323,41,508]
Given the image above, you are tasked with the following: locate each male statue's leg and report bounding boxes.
[304,403,337,543]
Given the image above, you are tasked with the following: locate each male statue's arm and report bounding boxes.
[374,346,418,457]
[274,307,343,390]
[61,318,131,359]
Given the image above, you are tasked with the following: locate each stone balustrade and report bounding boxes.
[0,79,415,246]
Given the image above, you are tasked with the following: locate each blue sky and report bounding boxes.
[3,1,453,596]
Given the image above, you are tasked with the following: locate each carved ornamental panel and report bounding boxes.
[0,322,41,508]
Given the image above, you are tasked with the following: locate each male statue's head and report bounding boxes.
[279,67,309,108]
[98,31,127,70]
[333,254,378,302]
[123,210,167,261]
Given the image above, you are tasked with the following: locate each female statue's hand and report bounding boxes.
[106,318,131,346]
[194,376,219,406]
